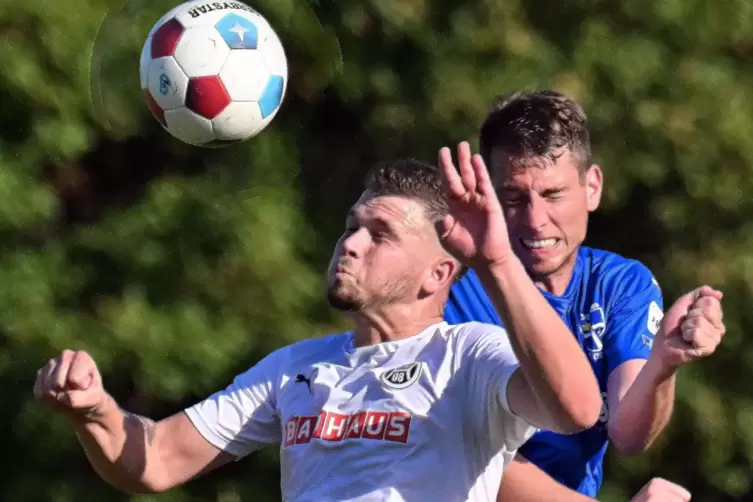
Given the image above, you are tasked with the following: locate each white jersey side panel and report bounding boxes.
[185,322,536,502]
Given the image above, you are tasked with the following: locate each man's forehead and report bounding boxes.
[490,148,580,188]
[349,192,428,229]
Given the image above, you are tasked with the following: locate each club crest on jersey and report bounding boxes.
[580,303,606,361]
[379,362,422,389]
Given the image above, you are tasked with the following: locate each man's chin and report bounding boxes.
[522,256,563,279]
[326,290,362,312]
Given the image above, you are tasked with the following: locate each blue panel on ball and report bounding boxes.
[215,13,258,49]
[258,75,284,118]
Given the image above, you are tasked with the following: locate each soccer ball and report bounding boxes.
[139,1,287,147]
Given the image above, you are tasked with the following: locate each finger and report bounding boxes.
[645,479,691,501]
[33,367,44,398]
[666,483,692,500]
[681,316,716,344]
[471,154,497,198]
[699,301,724,330]
[41,358,58,394]
[692,285,722,302]
[692,296,722,320]
[681,315,698,342]
[695,324,722,351]
[683,328,721,358]
[439,147,465,198]
[437,214,455,240]
[68,352,94,390]
[683,308,704,328]
[58,388,92,408]
[457,142,477,194]
[52,351,75,390]
[663,495,689,502]
[438,214,453,236]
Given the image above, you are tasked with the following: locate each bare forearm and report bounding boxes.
[73,394,161,493]
[609,357,676,455]
[476,258,601,432]
[498,455,596,502]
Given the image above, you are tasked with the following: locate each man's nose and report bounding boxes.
[342,228,368,257]
[524,196,549,231]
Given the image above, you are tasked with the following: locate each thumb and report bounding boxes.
[674,285,717,311]
[436,214,455,241]
[669,290,697,314]
[64,388,102,410]
[68,370,94,391]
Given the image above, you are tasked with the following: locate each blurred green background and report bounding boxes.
[2,0,752,500]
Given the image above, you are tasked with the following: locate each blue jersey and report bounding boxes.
[444,246,663,497]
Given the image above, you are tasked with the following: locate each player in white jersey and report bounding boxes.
[33,156,606,500]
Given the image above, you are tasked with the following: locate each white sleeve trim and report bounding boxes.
[497,363,521,415]
[184,407,244,459]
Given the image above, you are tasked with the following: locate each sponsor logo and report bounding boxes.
[379,362,422,389]
[647,301,663,335]
[283,410,412,447]
[294,373,312,393]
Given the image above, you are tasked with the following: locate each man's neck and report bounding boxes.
[533,253,579,296]
[350,306,444,348]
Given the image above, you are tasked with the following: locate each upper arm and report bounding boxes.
[604,263,663,376]
[497,454,594,502]
[603,264,663,415]
[150,349,284,491]
[606,359,646,418]
[505,370,551,431]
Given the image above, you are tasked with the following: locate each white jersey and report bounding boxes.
[185,321,535,502]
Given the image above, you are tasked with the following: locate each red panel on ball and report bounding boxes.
[185,76,231,119]
[144,89,166,126]
[151,18,184,58]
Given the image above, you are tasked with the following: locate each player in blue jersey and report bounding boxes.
[442,91,726,501]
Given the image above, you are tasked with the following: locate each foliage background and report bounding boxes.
[1,0,751,500]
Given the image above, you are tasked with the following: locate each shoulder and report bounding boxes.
[284,332,351,357]
[443,321,512,356]
[236,333,350,381]
[581,246,660,295]
[444,320,506,340]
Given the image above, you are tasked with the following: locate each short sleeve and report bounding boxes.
[462,323,536,451]
[184,348,285,459]
[604,263,664,376]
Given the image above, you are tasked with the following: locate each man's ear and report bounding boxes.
[585,164,603,212]
[422,256,458,296]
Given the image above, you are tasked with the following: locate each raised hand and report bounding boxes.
[33,350,107,421]
[630,477,691,502]
[437,141,513,269]
[655,285,725,368]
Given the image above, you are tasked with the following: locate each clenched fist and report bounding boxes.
[630,477,691,501]
[33,350,107,420]
[655,285,725,368]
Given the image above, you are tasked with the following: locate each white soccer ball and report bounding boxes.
[139,1,288,147]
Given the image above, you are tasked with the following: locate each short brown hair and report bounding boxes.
[364,158,447,222]
[365,158,467,279]
[479,90,591,173]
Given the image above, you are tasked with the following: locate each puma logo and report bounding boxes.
[295,374,312,394]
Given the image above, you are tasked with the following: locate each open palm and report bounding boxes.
[438,142,513,269]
